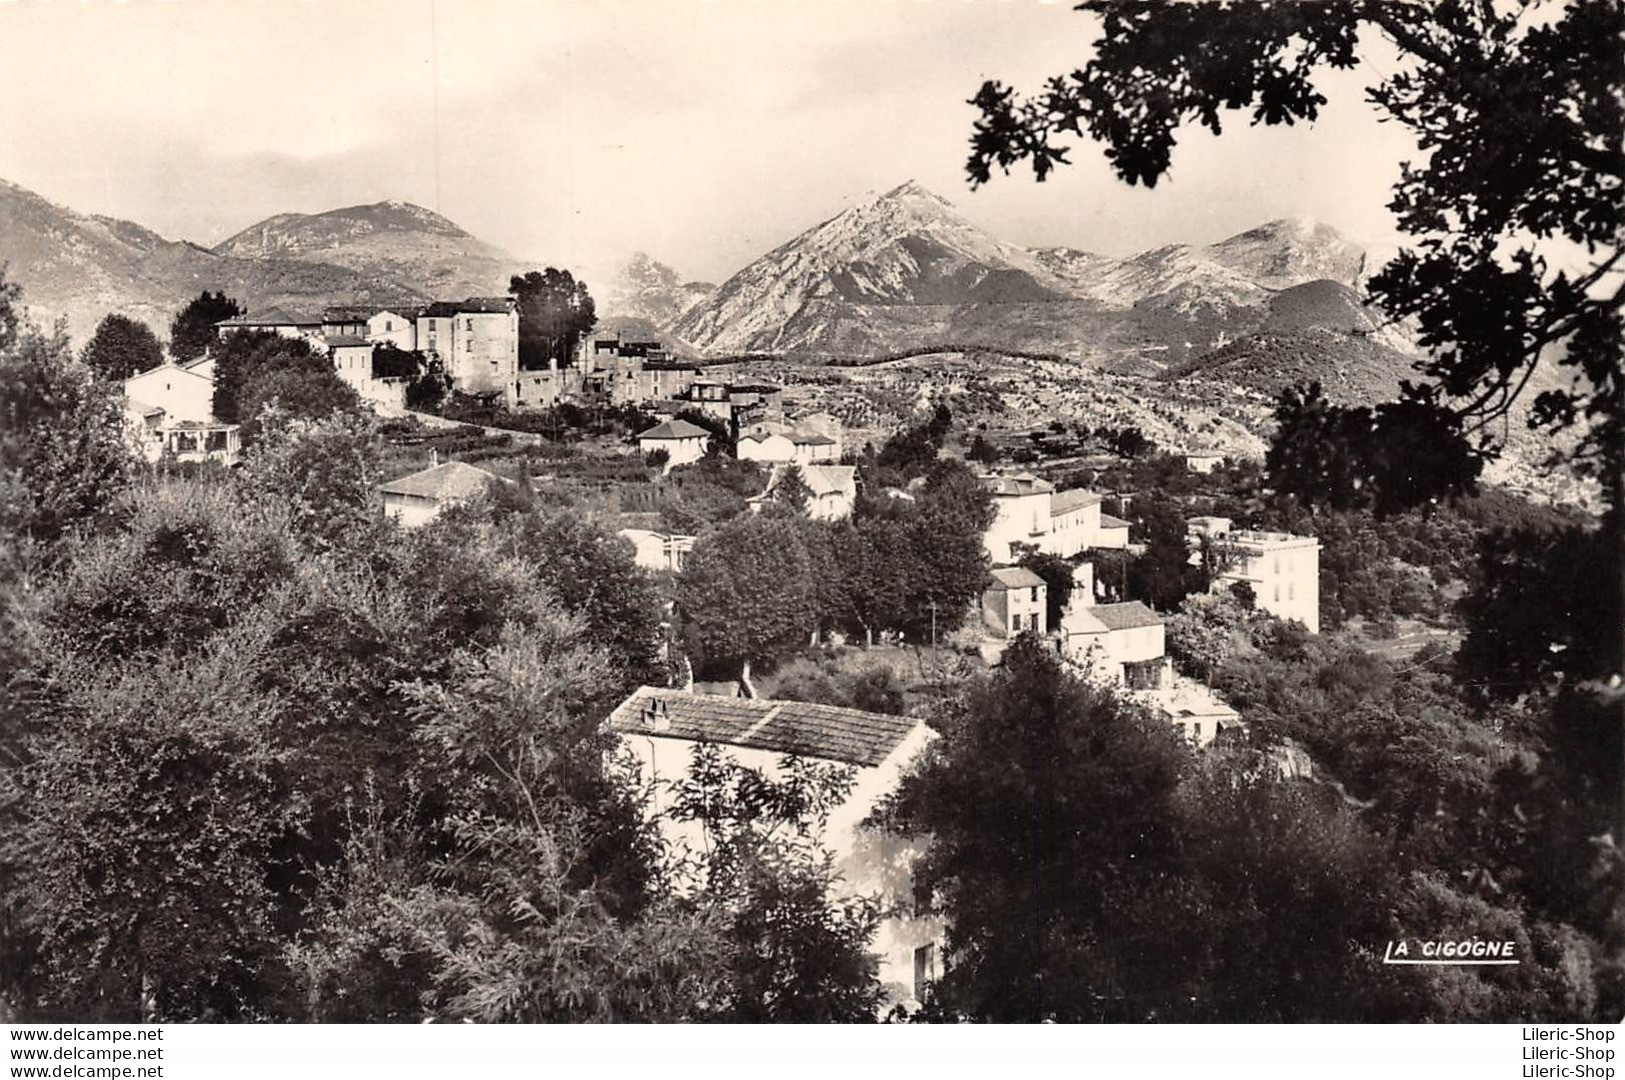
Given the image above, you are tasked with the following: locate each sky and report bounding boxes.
[0,0,1420,284]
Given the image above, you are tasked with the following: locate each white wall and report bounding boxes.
[738,433,795,464]
[124,365,215,423]
[985,491,1050,563]
[1230,541,1320,633]
[383,492,442,529]
[367,311,417,351]
[643,434,707,471]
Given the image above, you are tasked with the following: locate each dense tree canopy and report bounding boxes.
[0,305,134,549]
[82,314,163,382]
[211,330,360,436]
[509,269,597,370]
[168,291,242,364]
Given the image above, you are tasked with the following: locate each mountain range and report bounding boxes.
[0,179,514,343]
[669,180,1387,370]
[0,174,1411,397]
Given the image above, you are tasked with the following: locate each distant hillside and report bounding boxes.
[213,199,516,300]
[0,177,422,344]
[1167,328,1417,404]
[1164,279,1422,403]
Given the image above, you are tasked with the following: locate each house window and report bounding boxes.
[1030,586,1039,603]
[385,319,393,331]
[1193,722,1203,740]
[465,318,473,331]
[1273,585,1281,603]
[913,943,938,1002]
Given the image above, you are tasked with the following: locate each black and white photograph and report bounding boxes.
[0,0,1619,1056]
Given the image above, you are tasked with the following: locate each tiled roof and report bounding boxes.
[639,419,711,440]
[167,419,237,431]
[1099,513,1130,529]
[324,335,370,348]
[605,686,924,768]
[379,460,501,501]
[322,305,374,322]
[421,297,515,317]
[989,566,1045,590]
[1050,488,1103,516]
[801,464,855,498]
[789,431,836,446]
[1087,601,1163,631]
[216,307,320,327]
[984,472,1054,497]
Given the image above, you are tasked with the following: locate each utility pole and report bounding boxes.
[929,599,939,651]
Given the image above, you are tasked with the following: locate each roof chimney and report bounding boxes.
[430,449,439,468]
[644,696,670,732]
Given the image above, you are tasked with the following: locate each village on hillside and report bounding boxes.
[1,0,1618,1039]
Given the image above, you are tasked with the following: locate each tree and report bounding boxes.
[211,330,358,433]
[0,309,135,548]
[81,314,162,381]
[666,743,884,1021]
[236,365,362,441]
[238,411,383,554]
[677,515,819,684]
[486,507,667,690]
[889,636,1189,1021]
[168,291,242,363]
[1125,498,1202,611]
[967,433,1000,465]
[774,464,812,516]
[509,269,597,370]
[370,343,422,381]
[672,407,735,457]
[0,269,19,353]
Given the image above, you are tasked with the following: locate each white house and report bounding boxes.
[982,472,1114,562]
[637,419,711,472]
[617,528,696,574]
[1094,513,1131,549]
[737,431,797,465]
[1060,600,1166,689]
[605,686,941,1009]
[981,566,1047,638]
[1131,676,1243,748]
[1216,529,1322,633]
[366,309,418,351]
[789,430,840,465]
[126,362,214,424]
[983,473,1056,563]
[326,336,374,394]
[415,298,520,401]
[802,464,857,521]
[379,459,503,528]
[123,362,240,466]
[1047,488,1103,558]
